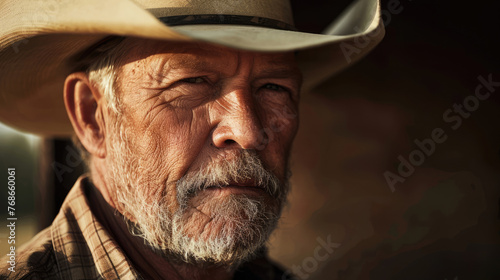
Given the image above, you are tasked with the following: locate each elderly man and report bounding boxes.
[0,0,383,279]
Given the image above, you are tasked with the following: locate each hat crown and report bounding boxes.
[134,0,294,25]
[0,0,383,136]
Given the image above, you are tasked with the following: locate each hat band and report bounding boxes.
[159,14,297,31]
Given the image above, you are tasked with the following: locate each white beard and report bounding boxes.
[104,116,289,266]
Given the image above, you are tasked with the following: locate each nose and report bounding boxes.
[212,88,265,150]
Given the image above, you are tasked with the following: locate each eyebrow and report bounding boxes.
[144,55,221,85]
[158,56,218,74]
[258,67,303,87]
[147,52,303,87]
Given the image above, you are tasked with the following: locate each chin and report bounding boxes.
[165,194,281,266]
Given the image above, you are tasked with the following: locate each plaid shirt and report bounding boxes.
[0,176,288,280]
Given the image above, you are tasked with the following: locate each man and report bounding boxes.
[0,0,383,279]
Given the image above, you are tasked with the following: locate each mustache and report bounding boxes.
[175,150,286,202]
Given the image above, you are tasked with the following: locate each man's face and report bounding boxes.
[102,39,301,265]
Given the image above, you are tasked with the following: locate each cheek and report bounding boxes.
[258,97,299,175]
[124,105,212,196]
[262,93,299,143]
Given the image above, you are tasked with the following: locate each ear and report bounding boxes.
[64,72,107,158]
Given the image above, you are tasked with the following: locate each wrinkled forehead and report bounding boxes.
[118,38,301,75]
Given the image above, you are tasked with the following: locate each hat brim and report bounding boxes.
[0,0,384,136]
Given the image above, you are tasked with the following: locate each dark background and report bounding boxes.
[268,0,500,279]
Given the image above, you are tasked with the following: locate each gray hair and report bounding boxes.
[83,36,131,114]
[72,36,132,165]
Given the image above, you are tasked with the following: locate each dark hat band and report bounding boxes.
[159,14,297,31]
[74,14,296,69]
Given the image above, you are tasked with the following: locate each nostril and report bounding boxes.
[224,139,237,145]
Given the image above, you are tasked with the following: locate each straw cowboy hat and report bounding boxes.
[0,0,384,136]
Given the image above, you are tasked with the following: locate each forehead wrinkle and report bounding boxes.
[258,52,298,69]
[255,52,302,85]
[141,52,236,87]
[141,54,174,88]
[120,40,235,86]
[258,67,303,87]
[148,41,235,72]
[167,54,222,72]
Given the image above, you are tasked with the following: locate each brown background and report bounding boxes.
[268,0,500,279]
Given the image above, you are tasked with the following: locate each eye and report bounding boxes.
[180,77,205,84]
[262,83,288,92]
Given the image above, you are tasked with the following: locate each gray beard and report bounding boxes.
[105,120,289,266]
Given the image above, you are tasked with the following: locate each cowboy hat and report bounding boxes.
[0,0,384,136]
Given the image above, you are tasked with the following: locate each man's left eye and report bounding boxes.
[181,77,205,84]
[263,83,287,92]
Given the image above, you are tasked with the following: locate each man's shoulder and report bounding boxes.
[0,227,60,280]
